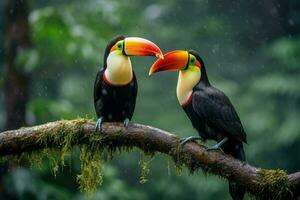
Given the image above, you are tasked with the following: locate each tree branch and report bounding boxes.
[0,119,299,199]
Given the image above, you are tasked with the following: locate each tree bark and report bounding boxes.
[4,0,31,130]
[2,1,31,199]
[0,119,299,199]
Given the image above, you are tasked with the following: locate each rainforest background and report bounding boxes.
[0,0,300,199]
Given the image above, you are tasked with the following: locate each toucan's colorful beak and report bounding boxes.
[149,50,188,76]
[124,37,163,59]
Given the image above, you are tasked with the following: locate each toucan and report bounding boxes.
[94,35,163,131]
[149,50,247,200]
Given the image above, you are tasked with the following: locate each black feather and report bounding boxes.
[192,85,247,143]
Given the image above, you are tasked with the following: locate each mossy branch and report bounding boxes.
[0,119,299,199]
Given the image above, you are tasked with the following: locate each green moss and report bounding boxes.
[167,157,171,176]
[1,154,22,167]
[77,145,103,194]
[257,169,292,200]
[1,148,61,176]
[44,149,60,175]
[139,153,154,184]
[38,118,91,166]
[175,163,183,176]
[22,150,45,169]
[169,145,199,176]
[30,152,44,169]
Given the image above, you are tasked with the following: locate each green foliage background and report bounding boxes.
[0,0,300,199]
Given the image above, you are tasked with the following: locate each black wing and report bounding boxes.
[93,68,104,117]
[192,86,247,143]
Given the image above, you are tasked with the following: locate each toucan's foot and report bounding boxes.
[207,145,224,153]
[123,118,130,128]
[207,144,221,151]
[179,136,202,146]
[95,117,104,132]
[207,137,228,151]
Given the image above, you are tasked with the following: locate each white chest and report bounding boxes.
[176,69,201,106]
[104,51,133,85]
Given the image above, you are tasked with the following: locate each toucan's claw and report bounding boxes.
[95,117,104,133]
[207,137,228,152]
[206,145,224,153]
[123,118,130,128]
[207,144,221,151]
[179,136,202,146]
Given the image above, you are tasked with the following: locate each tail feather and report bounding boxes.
[222,140,246,200]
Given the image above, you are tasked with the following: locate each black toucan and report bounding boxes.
[94,35,163,131]
[149,50,247,200]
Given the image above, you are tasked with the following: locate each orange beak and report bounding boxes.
[149,50,189,75]
[123,37,163,59]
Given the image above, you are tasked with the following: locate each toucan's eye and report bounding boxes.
[117,42,122,50]
[190,57,195,64]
